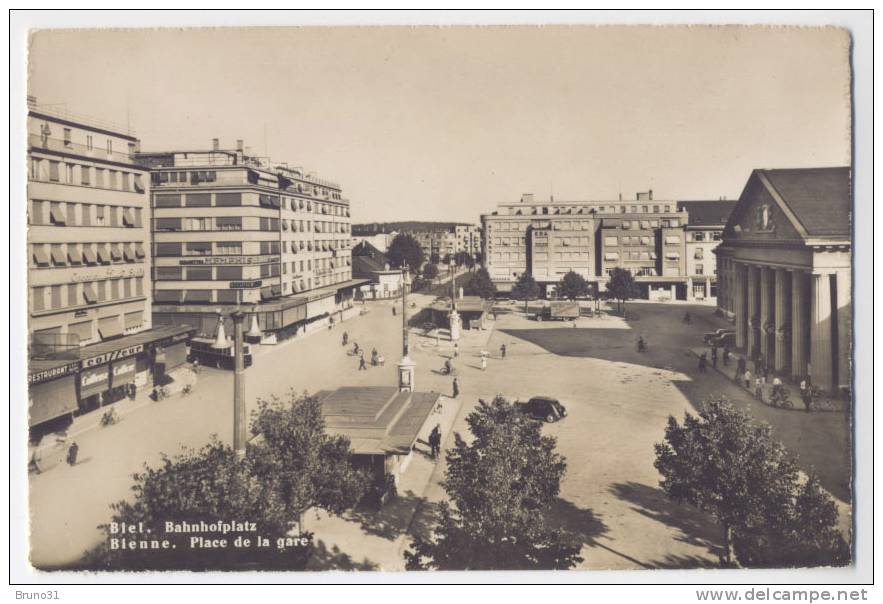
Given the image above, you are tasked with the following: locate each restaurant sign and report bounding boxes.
[179,255,278,266]
[82,344,144,368]
[28,361,80,385]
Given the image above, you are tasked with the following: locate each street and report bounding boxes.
[29,300,851,570]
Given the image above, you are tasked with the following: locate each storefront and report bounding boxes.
[28,361,80,432]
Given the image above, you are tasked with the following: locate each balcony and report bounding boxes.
[29,134,136,165]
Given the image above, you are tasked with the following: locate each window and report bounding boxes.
[217,266,243,280]
[185,194,212,208]
[155,194,182,208]
[216,193,242,207]
[50,244,66,267]
[693,232,706,242]
[665,235,681,245]
[107,139,113,154]
[216,216,243,231]
[604,252,619,261]
[94,168,105,188]
[49,161,60,182]
[186,217,209,231]
[49,202,66,225]
[216,241,242,255]
[82,246,98,265]
[185,242,211,256]
[63,128,72,147]
[186,267,213,280]
[120,172,130,191]
[67,245,83,265]
[155,217,182,231]
[133,174,145,193]
[80,165,90,185]
[50,285,62,309]
[712,232,722,241]
[694,248,704,260]
[96,245,111,264]
[696,264,704,275]
[110,243,123,262]
[108,170,118,190]
[665,252,680,261]
[32,287,46,311]
[156,242,183,257]
[86,135,93,151]
[156,267,183,280]
[32,245,50,267]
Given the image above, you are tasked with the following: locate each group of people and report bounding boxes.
[343,332,385,371]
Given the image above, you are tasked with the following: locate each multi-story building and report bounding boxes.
[353,222,483,266]
[481,192,690,299]
[454,224,482,259]
[138,139,363,343]
[677,200,737,301]
[27,101,193,433]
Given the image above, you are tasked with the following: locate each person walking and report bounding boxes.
[500,343,507,359]
[722,346,730,366]
[754,376,764,402]
[371,348,378,366]
[392,306,397,317]
[452,377,460,398]
[698,354,707,373]
[358,352,367,371]
[480,354,487,371]
[342,331,349,346]
[800,378,811,412]
[743,369,752,390]
[428,425,441,459]
[711,347,718,369]
[66,441,79,466]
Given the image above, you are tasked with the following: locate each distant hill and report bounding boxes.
[352,221,473,235]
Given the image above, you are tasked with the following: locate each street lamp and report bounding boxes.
[231,310,247,457]
[398,265,415,392]
[449,258,461,342]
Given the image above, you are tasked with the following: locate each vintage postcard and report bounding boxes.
[18,21,861,577]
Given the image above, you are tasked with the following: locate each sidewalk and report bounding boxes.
[687,347,847,413]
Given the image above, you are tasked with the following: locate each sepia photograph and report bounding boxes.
[9,10,873,588]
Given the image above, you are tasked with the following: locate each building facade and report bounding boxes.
[677,200,738,301]
[715,168,851,394]
[27,102,194,433]
[352,240,404,300]
[481,192,692,298]
[138,140,363,343]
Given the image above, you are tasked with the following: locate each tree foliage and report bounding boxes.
[454,251,475,269]
[606,267,640,311]
[462,267,497,300]
[405,396,582,570]
[556,271,590,300]
[654,397,848,568]
[95,393,368,571]
[387,233,425,272]
[423,263,440,281]
[511,272,541,312]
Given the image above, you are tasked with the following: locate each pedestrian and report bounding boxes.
[711,347,718,369]
[428,425,441,459]
[452,377,459,398]
[453,342,459,358]
[500,343,507,359]
[128,383,136,401]
[66,441,79,466]
[342,331,348,346]
[723,346,730,366]
[754,376,763,401]
[192,357,200,374]
[800,378,811,412]
[698,354,707,373]
[480,355,487,371]
[392,306,397,317]
[371,348,378,366]
[359,352,367,371]
[743,369,752,390]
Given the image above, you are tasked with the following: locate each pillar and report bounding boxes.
[745,265,758,359]
[734,263,747,349]
[810,272,834,393]
[687,277,694,300]
[774,268,790,373]
[759,266,772,362]
[670,284,676,300]
[705,277,711,300]
[791,270,809,380]
[835,269,851,391]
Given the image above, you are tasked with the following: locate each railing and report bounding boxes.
[30,104,134,136]
[29,134,136,165]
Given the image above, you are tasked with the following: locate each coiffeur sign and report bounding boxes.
[81,344,144,369]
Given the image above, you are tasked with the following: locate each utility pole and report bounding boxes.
[231,311,247,457]
[401,265,409,356]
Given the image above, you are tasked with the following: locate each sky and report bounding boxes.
[28,26,851,224]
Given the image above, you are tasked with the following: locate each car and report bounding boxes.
[703,328,735,344]
[709,332,736,348]
[515,396,567,423]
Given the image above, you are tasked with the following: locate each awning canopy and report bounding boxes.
[29,375,78,426]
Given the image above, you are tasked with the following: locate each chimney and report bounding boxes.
[236,139,244,152]
[649,189,653,201]
[212,138,220,151]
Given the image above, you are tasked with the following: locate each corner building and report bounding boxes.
[139,141,364,343]
[715,167,851,395]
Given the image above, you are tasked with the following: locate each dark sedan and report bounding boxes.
[515,396,568,423]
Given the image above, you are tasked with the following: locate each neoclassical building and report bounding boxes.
[716,167,851,395]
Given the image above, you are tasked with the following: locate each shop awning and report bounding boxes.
[123,243,135,261]
[67,247,83,264]
[134,243,146,259]
[33,247,50,266]
[98,318,124,340]
[96,247,111,264]
[29,375,78,427]
[83,247,97,264]
[79,365,110,399]
[49,204,66,225]
[82,283,97,304]
[111,358,138,385]
[110,245,123,261]
[50,247,66,266]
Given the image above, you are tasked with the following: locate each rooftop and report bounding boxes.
[757,167,851,238]
[676,200,738,227]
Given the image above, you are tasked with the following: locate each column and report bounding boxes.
[745,265,758,359]
[810,272,834,393]
[734,263,747,349]
[687,277,694,300]
[705,277,711,300]
[759,266,772,362]
[835,269,851,391]
[774,268,790,373]
[791,270,809,380]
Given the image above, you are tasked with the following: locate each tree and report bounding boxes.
[654,397,846,567]
[606,267,640,314]
[405,397,582,570]
[441,253,452,266]
[423,263,440,282]
[96,393,368,571]
[387,233,425,272]
[454,251,475,270]
[430,252,441,265]
[556,271,590,301]
[462,267,497,299]
[511,272,541,313]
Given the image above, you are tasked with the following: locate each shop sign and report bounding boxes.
[70,267,144,282]
[179,255,279,266]
[80,367,109,388]
[28,362,80,385]
[112,359,137,378]
[229,280,262,289]
[82,344,144,368]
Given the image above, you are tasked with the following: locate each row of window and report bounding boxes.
[31,277,145,312]
[691,231,722,242]
[153,170,344,202]
[30,200,145,228]
[153,192,350,217]
[508,203,676,217]
[31,242,146,268]
[153,215,349,235]
[30,157,145,192]
[153,271,352,305]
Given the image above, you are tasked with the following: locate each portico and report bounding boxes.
[715,168,851,394]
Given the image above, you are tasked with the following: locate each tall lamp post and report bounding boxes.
[398,265,415,392]
[449,259,462,341]
[231,310,247,457]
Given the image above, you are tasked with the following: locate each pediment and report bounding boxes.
[723,172,803,242]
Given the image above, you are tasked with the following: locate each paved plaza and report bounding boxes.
[28,299,851,570]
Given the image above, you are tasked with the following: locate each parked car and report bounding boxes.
[515,396,567,423]
[703,328,734,345]
[709,332,736,348]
